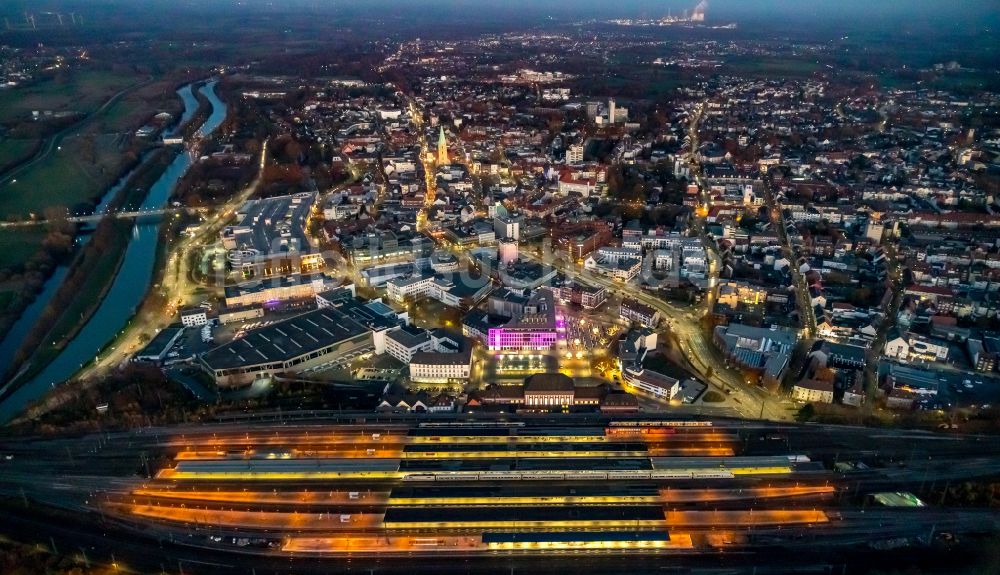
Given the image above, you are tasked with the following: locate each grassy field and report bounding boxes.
[13,224,131,384]
[0,289,14,311]
[98,81,183,134]
[0,139,40,173]
[99,99,151,133]
[0,228,48,269]
[724,56,821,79]
[0,76,186,219]
[0,69,138,126]
[0,133,131,217]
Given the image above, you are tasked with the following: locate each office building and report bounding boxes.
[224,273,329,308]
[180,308,208,327]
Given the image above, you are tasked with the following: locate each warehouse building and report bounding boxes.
[200,299,401,387]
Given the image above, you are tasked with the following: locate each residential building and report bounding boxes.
[180,308,208,327]
[559,281,607,309]
[620,298,661,327]
[584,251,642,281]
[566,144,584,164]
[792,379,835,403]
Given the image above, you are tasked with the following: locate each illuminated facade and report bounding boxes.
[223,273,329,308]
[622,367,680,400]
[437,126,449,165]
[488,328,557,351]
[487,289,559,351]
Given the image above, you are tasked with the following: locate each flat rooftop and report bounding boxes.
[384,505,666,523]
[224,192,315,259]
[137,327,184,358]
[483,531,670,544]
[390,484,662,499]
[401,441,648,453]
[224,273,324,299]
[399,457,653,472]
[173,458,401,473]
[201,307,371,370]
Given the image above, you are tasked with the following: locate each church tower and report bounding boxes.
[437,126,449,165]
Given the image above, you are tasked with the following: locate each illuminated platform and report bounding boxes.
[120,420,839,558]
[282,532,696,554]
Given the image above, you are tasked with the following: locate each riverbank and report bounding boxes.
[0,146,184,386]
[177,82,212,141]
[0,80,229,424]
[0,80,214,388]
[0,76,207,375]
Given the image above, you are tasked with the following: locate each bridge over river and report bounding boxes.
[0,206,196,227]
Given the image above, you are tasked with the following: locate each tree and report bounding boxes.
[796,403,816,422]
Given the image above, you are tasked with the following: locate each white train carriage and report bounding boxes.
[435,472,476,481]
[650,470,694,479]
[691,470,736,479]
[402,473,437,482]
[607,471,651,480]
[564,471,608,481]
[480,471,522,481]
[521,472,563,481]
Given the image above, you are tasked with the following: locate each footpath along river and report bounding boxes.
[0,80,227,423]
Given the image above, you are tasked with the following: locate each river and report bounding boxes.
[0,80,227,423]
[0,83,202,377]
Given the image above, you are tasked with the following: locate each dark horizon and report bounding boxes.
[2,0,998,26]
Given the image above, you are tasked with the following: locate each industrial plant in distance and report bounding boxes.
[0,0,999,573]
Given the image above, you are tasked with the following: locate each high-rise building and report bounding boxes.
[494,212,522,241]
[498,238,518,264]
[566,144,584,164]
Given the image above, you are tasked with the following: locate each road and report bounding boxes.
[519,249,791,421]
[760,179,816,337]
[0,79,153,188]
[75,139,269,379]
[682,96,808,415]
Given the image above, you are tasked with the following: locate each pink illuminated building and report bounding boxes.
[487,290,559,351]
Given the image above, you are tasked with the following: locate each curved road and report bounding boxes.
[77,140,269,379]
[519,250,791,421]
[0,79,152,189]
